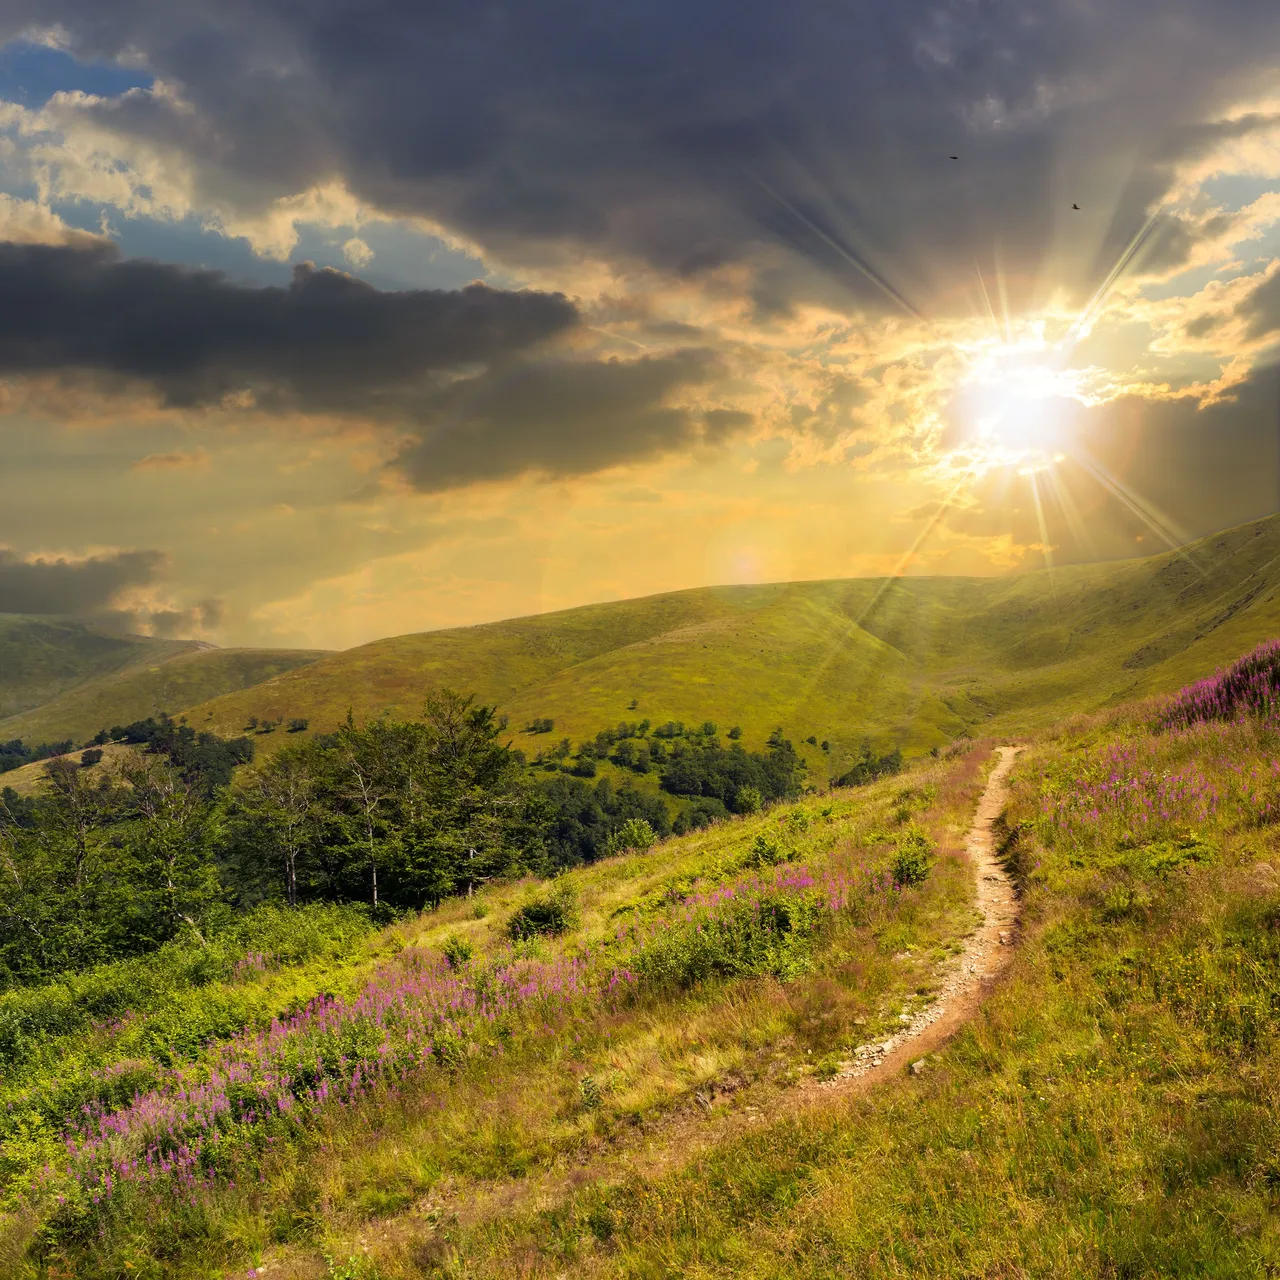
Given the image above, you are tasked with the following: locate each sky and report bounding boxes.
[1,3,1280,649]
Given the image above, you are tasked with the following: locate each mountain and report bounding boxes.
[0,616,203,728]
[0,644,329,748]
[174,514,1280,777]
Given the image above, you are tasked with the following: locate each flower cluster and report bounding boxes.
[47,945,631,1206]
[1156,638,1280,731]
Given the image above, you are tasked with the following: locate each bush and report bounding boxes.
[79,748,104,768]
[672,796,728,834]
[286,718,309,733]
[747,833,786,868]
[892,830,934,887]
[736,785,763,814]
[605,817,656,856]
[441,935,474,968]
[506,881,580,940]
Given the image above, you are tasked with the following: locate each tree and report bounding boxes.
[333,714,402,910]
[400,689,541,902]
[232,745,323,907]
[117,754,221,944]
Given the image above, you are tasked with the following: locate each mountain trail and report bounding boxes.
[805,743,1024,1098]
[265,747,1027,1275]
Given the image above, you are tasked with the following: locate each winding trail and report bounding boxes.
[812,743,1023,1096]
[262,747,1028,1276]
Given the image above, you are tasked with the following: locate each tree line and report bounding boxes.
[0,690,870,989]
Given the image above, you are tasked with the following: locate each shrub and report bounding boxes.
[605,817,656,856]
[79,748,104,768]
[672,796,728,834]
[736,784,763,814]
[892,829,934,887]
[286,718,309,733]
[747,833,786,867]
[441,935,474,968]
[506,881,580,940]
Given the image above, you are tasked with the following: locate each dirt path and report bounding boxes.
[268,747,1026,1277]
[810,743,1023,1097]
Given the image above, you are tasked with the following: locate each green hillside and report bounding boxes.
[0,645,328,748]
[178,513,1280,776]
[0,616,200,726]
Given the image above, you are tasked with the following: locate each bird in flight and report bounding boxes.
[1072,203,1080,210]
[950,155,958,160]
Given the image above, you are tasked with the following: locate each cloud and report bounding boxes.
[134,597,222,637]
[131,446,211,470]
[6,2,1280,315]
[0,546,164,614]
[342,237,373,268]
[0,192,103,246]
[0,240,577,407]
[394,348,751,490]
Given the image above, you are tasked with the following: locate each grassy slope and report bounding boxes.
[178,514,1280,777]
[0,645,328,748]
[0,751,990,1278]
[0,617,199,726]
[273,689,1279,1278]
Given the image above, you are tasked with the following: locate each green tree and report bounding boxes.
[117,755,222,946]
[232,745,324,907]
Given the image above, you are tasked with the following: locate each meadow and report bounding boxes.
[171,513,1280,784]
[1,523,1278,1276]
[380,649,1278,1278]
[0,747,992,1277]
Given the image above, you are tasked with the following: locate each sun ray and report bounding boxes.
[1026,467,1056,589]
[740,167,923,319]
[852,474,970,631]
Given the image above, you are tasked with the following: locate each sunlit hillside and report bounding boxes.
[173,514,1280,775]
[0,645,329,749]
[0,617,201,725]
[4,634,1279,1277]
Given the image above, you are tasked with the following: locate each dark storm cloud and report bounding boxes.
[395,348,743,491]
[5,1,1280,316]
[0,241,577,407]
[1075,364,1280,546]
[0,547,163,614]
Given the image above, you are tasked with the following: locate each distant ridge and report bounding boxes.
[169,514,1280,781]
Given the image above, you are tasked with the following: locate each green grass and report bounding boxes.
[0,645,328,749]
[0,616,199,726]
[361,706,1276,1279]
[173,514,1280,786]
[5,584,1280,1275]
[0,749,992,1278]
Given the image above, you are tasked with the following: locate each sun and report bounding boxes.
[958,347,1087,473]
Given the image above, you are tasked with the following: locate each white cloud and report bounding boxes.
[342,236,373,268]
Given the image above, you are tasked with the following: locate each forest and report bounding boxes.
[0,692,816,989]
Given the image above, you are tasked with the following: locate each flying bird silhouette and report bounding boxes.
[1072,203,1080,210]
[950,155,958,160]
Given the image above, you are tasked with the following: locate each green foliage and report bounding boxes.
[604,817,656,856]
[891,829,934,887]
[506,880,580,940]
[538,774,670,868]
[659,736,804,813]
[746,833,786,868]
[632,887,825,990]
[441,935,474,968]
[0,902,369,1069]
[835,743,903,788]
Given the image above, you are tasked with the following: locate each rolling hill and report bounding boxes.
[0,644,329,749]
[6,514,1279,784]
[172,513,1280,779]
[0,616,204,728]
